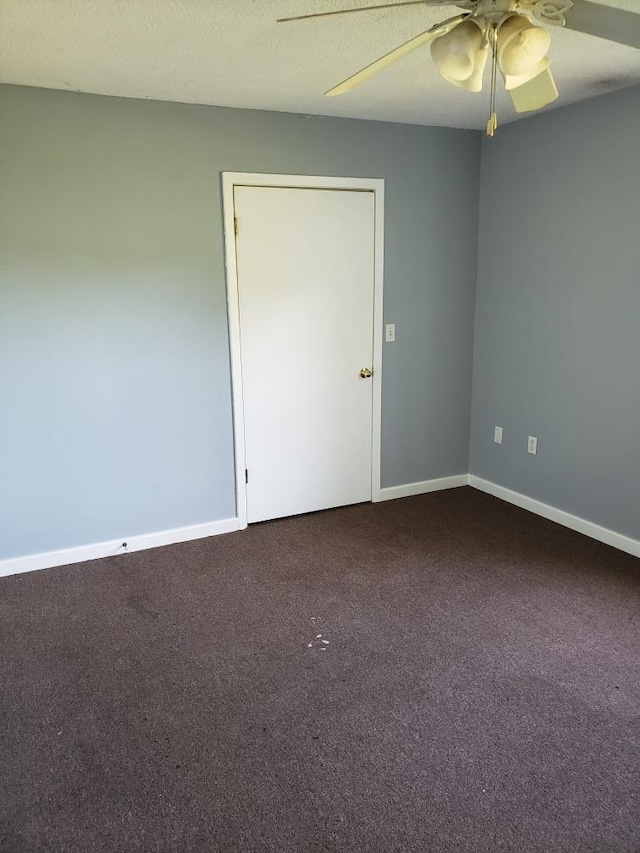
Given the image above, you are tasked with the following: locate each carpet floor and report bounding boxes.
[1,487,639,852]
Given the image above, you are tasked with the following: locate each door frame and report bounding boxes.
[221,172,385,528]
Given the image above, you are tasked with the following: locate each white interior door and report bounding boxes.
[234,185,376,523]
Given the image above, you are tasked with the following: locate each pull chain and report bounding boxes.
[486,25,498,137]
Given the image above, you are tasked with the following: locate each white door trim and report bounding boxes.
[221,172,385,528]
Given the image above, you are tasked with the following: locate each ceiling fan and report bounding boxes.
[278,1,640,135]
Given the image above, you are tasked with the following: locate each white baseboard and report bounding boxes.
[468,476,640,560]
[4,475,638,578]
[376,474,469,502]
[0,517,243,578]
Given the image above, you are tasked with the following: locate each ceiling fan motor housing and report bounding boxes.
[474,0,520,25]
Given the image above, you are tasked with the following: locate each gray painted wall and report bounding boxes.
[0,84,479,561]
[470,85,640,540]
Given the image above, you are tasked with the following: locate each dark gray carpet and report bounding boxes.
[1,487,639,852]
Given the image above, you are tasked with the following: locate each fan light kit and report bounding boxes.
[279,0,640,136]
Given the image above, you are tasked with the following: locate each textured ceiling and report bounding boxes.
[1,0,639,129]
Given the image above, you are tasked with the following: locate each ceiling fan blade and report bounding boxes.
[277,1,468,24]
[564,0,640,50]
[325,14,469,96]
[507,65,559,113]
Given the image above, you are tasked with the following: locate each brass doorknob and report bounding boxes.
[359,368,373,379]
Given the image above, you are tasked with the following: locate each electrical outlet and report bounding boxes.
[494,426,503,444]
[385,323,396,343]
[527,435,538,455]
